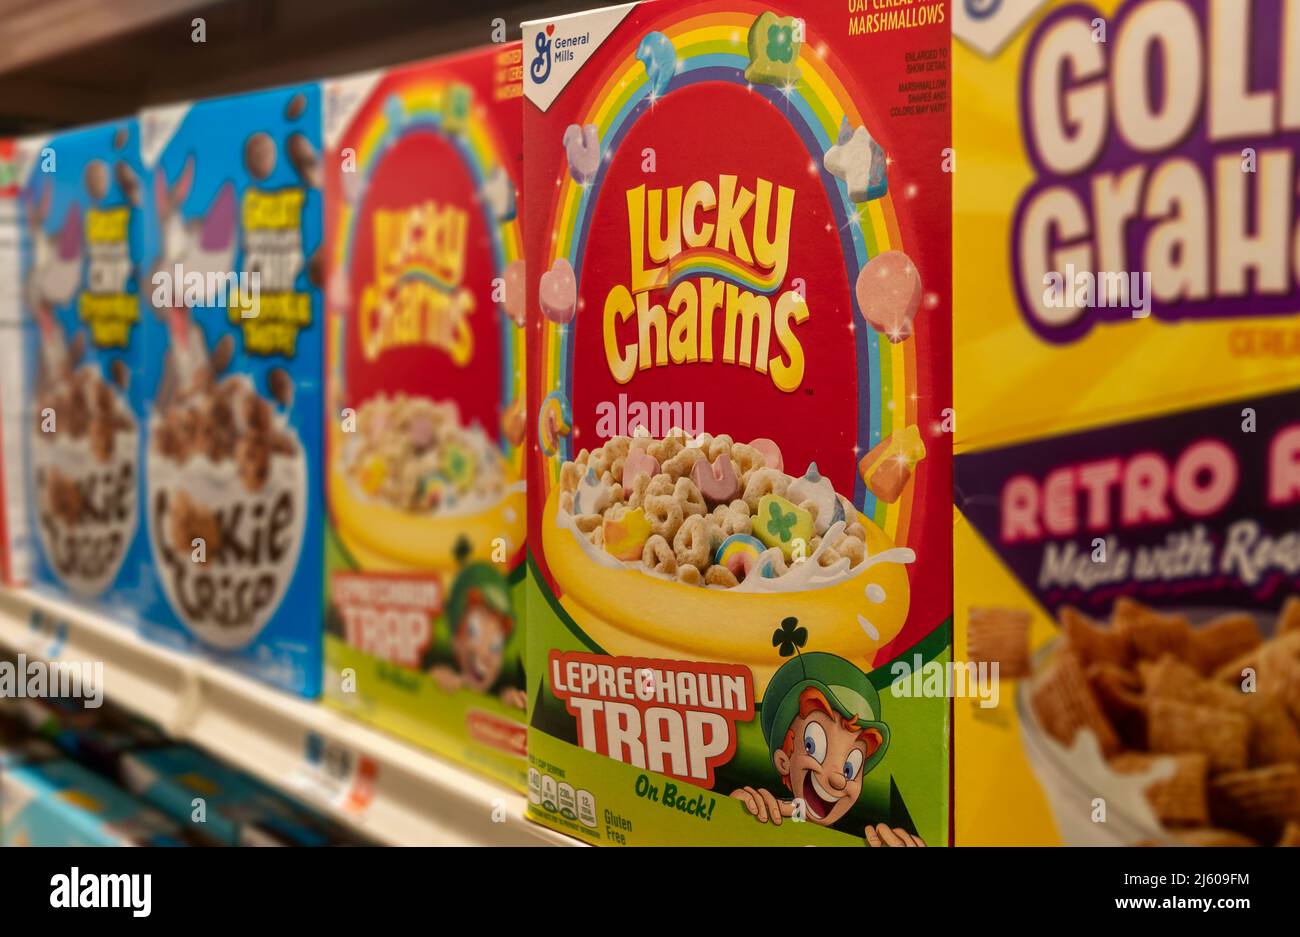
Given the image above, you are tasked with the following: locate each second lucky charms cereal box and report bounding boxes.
[17,121,148,609]
[951,0,1300,845]
[137,86,324,696]
[523,1,953,845]
[321,47,529,788]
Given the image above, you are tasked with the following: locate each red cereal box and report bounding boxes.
[523,0,952,845]
[321,47,529,789]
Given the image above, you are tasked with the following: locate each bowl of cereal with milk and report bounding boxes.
[1017,600,1300,846]
[30,364,139,598]
[542,431,914,691]
[328,394,525,570]
[147,370,306,651]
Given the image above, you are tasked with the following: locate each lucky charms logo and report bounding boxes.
[602,175,810,393]
[358,199,475,365]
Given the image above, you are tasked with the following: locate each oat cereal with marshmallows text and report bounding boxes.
[524,0,952,846]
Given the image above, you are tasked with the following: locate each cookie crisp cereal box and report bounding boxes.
[321,47,529,788]
[137,86,324,696]
[0,138,31,586]
[952,0,1300,845]
[16,121,149,609]
[524,1,953,845]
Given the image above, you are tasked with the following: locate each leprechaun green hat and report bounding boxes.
[445,562,514,632]
[761,651,890,771]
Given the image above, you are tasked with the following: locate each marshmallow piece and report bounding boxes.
[563,123,601,184]
[539,398,571,456]
[787,461,838,535]
[753,494,815,561]
[748,437,783,470]
[690,454,739,504]
[360,454,387,495]
[715,533,764,580]
[574,468,614,516]
[824,117,888,203]
[743,11,801,87]
[858,424,927,503]
[539,257,577,324]
[482,166,516,221]
[416,474,446,510]
[603,508,651,561]
[857,250,922,343]
[622,448,660,487]
[503,259,526,327]
[440,441,476,491]
[501,396,526,446]
[409,414,436,450]
[636,31,676,97]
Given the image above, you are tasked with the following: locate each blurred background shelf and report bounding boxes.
[0,586,573,846]
[0,0,602,133]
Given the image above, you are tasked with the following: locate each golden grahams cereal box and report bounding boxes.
[953,0,1300,846]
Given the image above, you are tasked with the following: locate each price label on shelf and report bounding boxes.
[27,608,68,658]
[293,730,379,817]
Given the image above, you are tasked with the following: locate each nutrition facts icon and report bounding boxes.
[528,768,597,828]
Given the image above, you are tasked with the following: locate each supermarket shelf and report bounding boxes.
[0,0,602,132]
[0,586,574,847]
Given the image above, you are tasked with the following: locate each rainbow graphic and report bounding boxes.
[537,2,923,546]
[665,246,785,293]
[328,75,525,465]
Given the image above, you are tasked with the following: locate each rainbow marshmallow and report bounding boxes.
[715,533,765,579]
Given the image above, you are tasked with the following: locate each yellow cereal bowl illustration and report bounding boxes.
[542,486,911,695]
[331,458,525,571]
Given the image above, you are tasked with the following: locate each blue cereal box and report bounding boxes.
[137,85,324,696]
[16,121,149,608]
[0,758,184,847]
[120,744,334,846]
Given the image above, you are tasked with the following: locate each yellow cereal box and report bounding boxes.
[953,0,1300,846]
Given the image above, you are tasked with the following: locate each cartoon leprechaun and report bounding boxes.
[731,650,925,846]
[429,561,526,709]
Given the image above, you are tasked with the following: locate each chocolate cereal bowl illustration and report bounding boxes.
[146,335,307,651]
[1017,600,1300,847]
[327,395,525,571]
[29,364,140,598]
[542,432,914,694]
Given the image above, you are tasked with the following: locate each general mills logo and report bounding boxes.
[531,24,554,84]
[965,0,1003,19]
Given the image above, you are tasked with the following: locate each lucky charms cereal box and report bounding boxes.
[137,86,324,696]
[16,121,148,609]
[523,0,953,845]
[951,0,1300,845]
[321,47,529,788]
